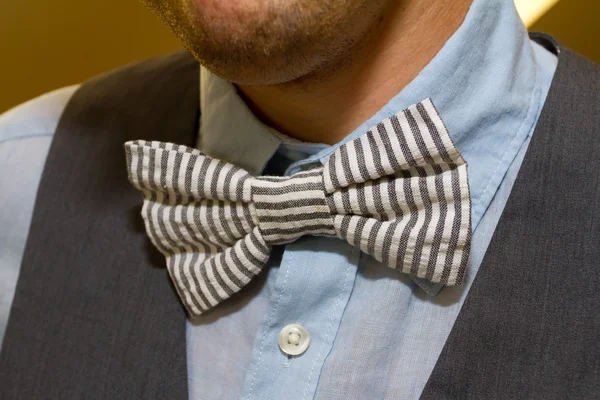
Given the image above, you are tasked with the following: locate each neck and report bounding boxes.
[236,0,472,145]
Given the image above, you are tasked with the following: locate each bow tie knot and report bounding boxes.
[125,98,471,316]
[252,172,336,244]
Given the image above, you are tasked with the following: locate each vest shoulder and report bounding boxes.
[79,50,199,102]
[561,47,600,86]
[532,33,600,99]
[545,46,600,127]
[0,85,79,143]
[56,49,200,147]
[0,51,198,145]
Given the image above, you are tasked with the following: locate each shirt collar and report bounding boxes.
[197,0,556,294]
[197,69,282,176]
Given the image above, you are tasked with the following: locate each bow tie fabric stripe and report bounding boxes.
[324,99,471,285]
[125,98,471,316]
[125,142,265,313]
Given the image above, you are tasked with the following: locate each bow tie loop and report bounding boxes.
[251,171,336,244]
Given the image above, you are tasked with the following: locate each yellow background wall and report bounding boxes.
[0,1,180,113]
[0,0,598,113]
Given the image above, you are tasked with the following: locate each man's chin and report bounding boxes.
[142,0,383,85]
[191,45,316,86]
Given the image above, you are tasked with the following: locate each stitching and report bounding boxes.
[302,246,357,400]
[245,250,293,399]
[472,126,521,217]
[471,52,541,227]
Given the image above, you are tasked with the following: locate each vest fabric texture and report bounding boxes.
[0,51,199,399]
[420,33,600,399]
[1,34,599,399]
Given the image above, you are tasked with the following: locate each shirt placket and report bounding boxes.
[240,236,360,400]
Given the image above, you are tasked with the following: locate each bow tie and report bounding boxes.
[124,98,471,316]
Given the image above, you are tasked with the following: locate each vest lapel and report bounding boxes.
[0,50,199,399]
[421,35,600,399]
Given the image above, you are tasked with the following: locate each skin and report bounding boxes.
[141,0,473,144]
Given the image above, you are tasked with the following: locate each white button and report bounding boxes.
[278,324,310,356]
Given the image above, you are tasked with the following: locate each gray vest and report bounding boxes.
[1,34,599,399]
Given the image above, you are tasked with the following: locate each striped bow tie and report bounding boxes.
[124,99,471,316]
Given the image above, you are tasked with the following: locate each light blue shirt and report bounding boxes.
[0,0,557,399]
